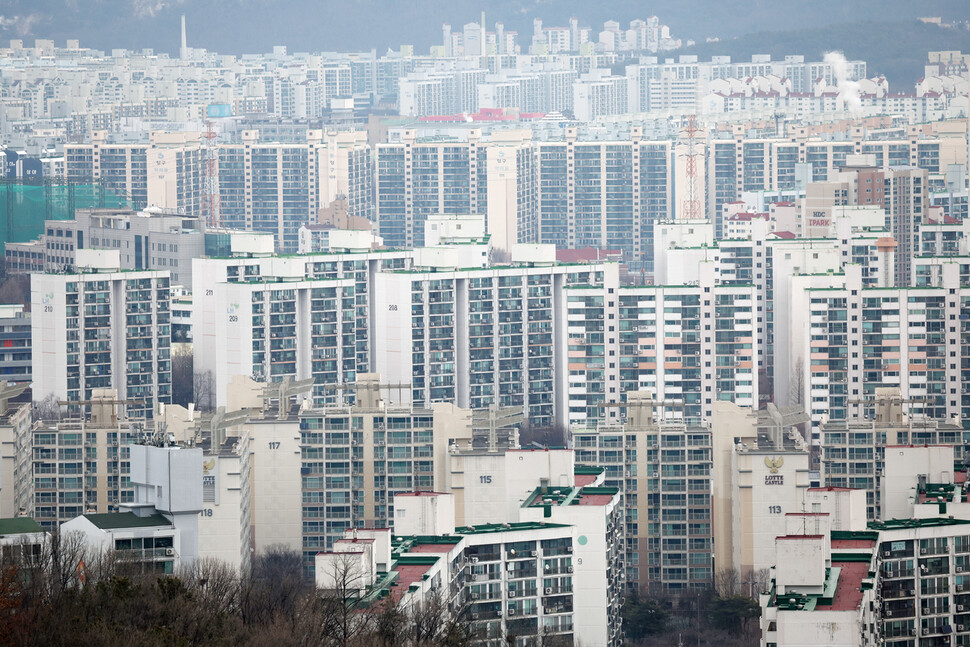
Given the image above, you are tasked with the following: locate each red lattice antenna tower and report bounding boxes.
[202,120,220,228]
[680,114,702,221]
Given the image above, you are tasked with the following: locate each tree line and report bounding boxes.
[0,534,476,647]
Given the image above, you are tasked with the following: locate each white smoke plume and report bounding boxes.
[0,14,43,37]
[824,50,862,115]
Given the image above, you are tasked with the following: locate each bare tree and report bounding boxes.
[317,552,372,647]
[714,566,744,598]
[193,369,216,412]
[753,567,771,596]
[31,393,61,422]
[519,421,568,448]
[171,346,194,407]
[0,275,30,307]
[240,544,309,627]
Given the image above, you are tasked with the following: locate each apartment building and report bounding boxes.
[0,305,31,385]
[31,252,172,418]
[217,129,373,253]
[192,245,413,409]
[322,522,581,646]
[65,130,204,213]
[791,264,969,429]
[572,392,714,593]
[195,414,253,575]
[563,268,759,427]
[573,70,629,122]
[61,443,203,573]
[885,166,929,287]
[518,483,625,646]
[760,446,970,647]
[375,129,491,248]
[535,127,671,273]
[295,398,481,575]
[705,134,957,238]
[374,251,614,427]
[392,484,623,646]
[23,391,148,530]
[820,388,969,519]
[6,207,209,286]
[0,383,32,518]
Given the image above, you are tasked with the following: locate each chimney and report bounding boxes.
[180,15,187,59]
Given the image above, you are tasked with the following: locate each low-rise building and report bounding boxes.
[61,511,182,574]
[61,442,203,573]
[0,516,49,564]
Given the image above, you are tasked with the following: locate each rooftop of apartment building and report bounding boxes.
[81,512,172,531]
[574,465,605,487]
[523,485,619,510]
[867,517,970,532]
[340,523,575,604]
[0,517,45,537]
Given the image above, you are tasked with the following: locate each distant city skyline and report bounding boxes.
[0,0,967,60]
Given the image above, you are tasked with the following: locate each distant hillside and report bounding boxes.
[0,1,968,59]
[681,21,970,89]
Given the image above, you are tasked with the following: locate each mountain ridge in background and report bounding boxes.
[1,1,968,85]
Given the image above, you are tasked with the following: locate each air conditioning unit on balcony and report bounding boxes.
[959,605,966,612]
[566,546,573,553]
[509,591,517,598]
[959,625,966,632]
[885,610,893,617]
[921,548,928,555]
[507,609,515,616]
[544,587,552,595]
[470,593,479,600]
[958,567,965,573]
[165,548,175,556]
[567,565,574,573]
[531,550,538,557]
[471,613,479,620]
[923,629,930,635]
[470,557,479,564]
[883,550,891,557]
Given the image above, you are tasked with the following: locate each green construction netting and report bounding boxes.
[0,181,130,252]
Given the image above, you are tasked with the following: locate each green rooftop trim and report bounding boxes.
[831,530,879,541]
[831,552,875,563]
[390,534,463,557]
[455,521,570,535]
[83,512,172,530]
[524,485,620,509]
[523,485,579,508]
[394,555,441,566]
[868,517,970,531]
[574,465,604,475]
[0,517,44,536]
[580,486,620,496]
[358,570,400,606]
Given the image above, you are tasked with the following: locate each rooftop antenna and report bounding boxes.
[679,115,702,221]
